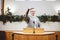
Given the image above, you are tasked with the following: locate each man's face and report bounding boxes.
[30,9,35,16]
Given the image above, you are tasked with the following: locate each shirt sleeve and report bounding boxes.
[25,9,30,23]
[25,15,30,23]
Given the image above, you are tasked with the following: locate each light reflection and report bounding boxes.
[46,0,56,1]
[15,0,25,1]
[29,0,43,1]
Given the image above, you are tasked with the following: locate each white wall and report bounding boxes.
[0,0,60,31]
[0,21,28,30]
[0,21,60,31]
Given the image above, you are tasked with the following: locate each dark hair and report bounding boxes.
[29,8,34,10]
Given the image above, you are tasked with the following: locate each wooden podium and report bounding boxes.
[23,28,44,33]
[23,28,33,33]
[35,28,44,33]
[14,28,55,40]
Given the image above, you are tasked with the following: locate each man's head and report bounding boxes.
[29,8,36,16]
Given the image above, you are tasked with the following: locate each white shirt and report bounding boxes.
[27,15,40,28]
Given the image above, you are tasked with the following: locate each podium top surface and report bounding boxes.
[13,32,55,35]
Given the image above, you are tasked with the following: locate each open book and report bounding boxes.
[23,28,44,33]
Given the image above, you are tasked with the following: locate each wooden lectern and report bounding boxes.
[23,28,44,33]
[23,28,33,33]
[35,28,44,33]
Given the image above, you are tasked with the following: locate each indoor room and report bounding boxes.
[0,0,60,40]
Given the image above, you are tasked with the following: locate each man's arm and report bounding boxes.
[25,9,30,23]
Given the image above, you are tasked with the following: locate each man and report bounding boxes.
[25,8,40,28]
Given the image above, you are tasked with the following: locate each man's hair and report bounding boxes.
[29,8,34,10]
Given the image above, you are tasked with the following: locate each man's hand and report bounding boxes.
[26,9,30,16]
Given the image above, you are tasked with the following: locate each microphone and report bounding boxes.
[33,21,35,24]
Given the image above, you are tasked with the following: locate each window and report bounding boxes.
[15,0,56,1]
[46,0,56,1]
[15,0,25,1]
[29,0,43,1]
